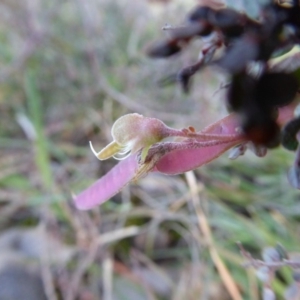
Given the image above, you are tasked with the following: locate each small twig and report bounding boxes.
[238,242,300,269]
[243,259,300,270]
[237,242,255,262]
[212,82,231,97]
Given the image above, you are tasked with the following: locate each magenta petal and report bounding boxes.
[156,114,243,174]
[155,140,239,174]
[74,155,139,210]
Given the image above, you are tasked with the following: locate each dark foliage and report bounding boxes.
[147,0,300,149]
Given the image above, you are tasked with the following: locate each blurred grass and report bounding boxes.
[0,0,300,299]
[24,70,53,190]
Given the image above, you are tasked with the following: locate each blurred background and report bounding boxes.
[0,0,300,299]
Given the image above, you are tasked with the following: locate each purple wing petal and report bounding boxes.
[156,114,243,174]
[74,154,139,210]
[155,140,239,174]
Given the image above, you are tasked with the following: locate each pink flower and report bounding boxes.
[74,103,296,210]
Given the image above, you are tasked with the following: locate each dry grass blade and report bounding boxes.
[185,171,243,300]
[96,226,142,246]
[102,252,113,300]
[39,224,59,300]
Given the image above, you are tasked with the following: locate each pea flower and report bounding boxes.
[89,113,238,163]
[89,113,171,161]
[74,103,296,210]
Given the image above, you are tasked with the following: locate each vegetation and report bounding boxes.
[1,0,300,299]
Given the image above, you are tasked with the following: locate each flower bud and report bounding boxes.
[90,113,171,161]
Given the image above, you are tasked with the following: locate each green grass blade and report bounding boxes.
[24,70,53,190]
